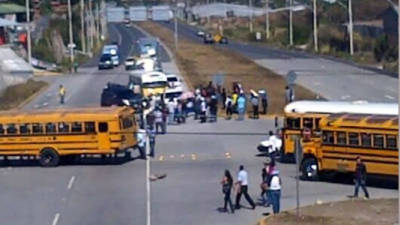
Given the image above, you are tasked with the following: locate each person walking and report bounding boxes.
[221,169,235,214]
[235,165,256,210]
[237,94,246,121]
[251,94,259,119]
[269,169,282,214]
[154,107,164,134]
[225,95,233,120]
[146,111,155,130]
[59,84,66,104]
[210,94,218,122]
[136,129,146,159]
[351,156,370,199]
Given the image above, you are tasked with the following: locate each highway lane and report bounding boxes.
[1,22,396,225]
[159,21,398,102]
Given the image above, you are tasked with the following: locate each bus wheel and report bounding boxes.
[39,148,60,167]
[301,158,319,181]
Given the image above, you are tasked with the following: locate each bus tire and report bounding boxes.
[39,148,60,167]
[301,157,319,181]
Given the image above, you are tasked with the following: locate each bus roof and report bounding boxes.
[284,100,398,115]
[320,113,398,130]
[141,71,167,83]
[0,107,133,123]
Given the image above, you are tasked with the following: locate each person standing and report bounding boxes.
[235,165,256,210]
[154,108,164,134]
[225,95,233,120]
[136,129,146,159]
[351,156,369,198]
[221,170,235,214]
[200,98,207,123]
[59,84,66,104]
[148,127,156,158]
[269,169,282,214]
[146,111,155,130]
[251,95,259,119]
[221,88,227,109]
[237,94,246,121]
[267,131,280,165]
[261,90,268,114]
[167,98,175,125]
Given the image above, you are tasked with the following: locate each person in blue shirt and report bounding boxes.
[237,94,246,121]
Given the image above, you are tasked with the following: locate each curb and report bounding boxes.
[33,69,63,76]
[16,82,49,110]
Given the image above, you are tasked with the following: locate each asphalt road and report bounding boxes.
[1,22,397,225]
[159,21,398,102]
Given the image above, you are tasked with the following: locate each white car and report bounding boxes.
[197,30,205,37]
[165,86,183,104]
[125,57,135,70]
[166,74,182,88]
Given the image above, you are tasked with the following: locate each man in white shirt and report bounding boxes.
[267,131,282,164]
[235,165,256,210]
[269,169,282,214]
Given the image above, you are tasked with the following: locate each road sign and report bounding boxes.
[67,43,76,49]
[286,70,297,85]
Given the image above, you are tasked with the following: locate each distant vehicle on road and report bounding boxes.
[165,86,183,103]
[129,57,162,75]
[98,54,114,70]
[102,44,120,66]
[214,34,228,44]
[136,38,159,59]
[197,30,205,37]
[129,71,168,99]
[0,107,137,167]
[101,83,142,109]
[125,56,136,70]
[166,73,182,88]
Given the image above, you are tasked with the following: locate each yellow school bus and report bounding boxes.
[282,101,397,162]
[0,107,137,167]
[300,113,398,180]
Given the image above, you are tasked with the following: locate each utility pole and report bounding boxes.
[207,0,210,24]
[86,7,91,56]
[289,0,293,46]
[143,117,151,225]
[96,2,100,42]
[397,2,399,225]
[313,0,318,52]
[265,0,269,40]
[249,0,253,32]
[89,0,94,51]
[174,5,178,51]
[67,0,74,69]
[25,0,32,65]
[348,0,354,55]
[80,0,86,53]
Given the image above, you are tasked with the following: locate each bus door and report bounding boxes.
[97,122,111,150]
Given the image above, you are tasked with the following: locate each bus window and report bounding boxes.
[386,135,397,150]
[0,124,4,135]
[315,118,321,130]
[58,122,70,133]
[361,133,371,147]
[6,124,17,134]
[32,123,43,134]
[46,123,57,133]
[373,134,384,148]
[349,133,359,146]
[85,122,95,133]
[336,132,347,145]
[286,118,300,129]
[303,118,313,129]
[99,122,108,133]
[121,117,133,129]
[71,122,83,133]
[322,131,334,144]
[19,124,30,134]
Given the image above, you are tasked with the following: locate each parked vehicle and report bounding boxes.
[101,83,142,109]
[98,54,114,70]
[166,74,182,88]
[203,33,214,44]
[214,34,228,44]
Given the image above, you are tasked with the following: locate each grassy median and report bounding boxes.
[137,22,317,115]
[0,79,48,110]
[258,198,397,225]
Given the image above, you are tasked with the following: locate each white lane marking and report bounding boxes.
[67,176,76,190]
[52,213,60,225]
[385,95,395,100]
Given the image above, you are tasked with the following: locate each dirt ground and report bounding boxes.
[258,198,398,225]
[137,22,317,115]
[0,79,47,110]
